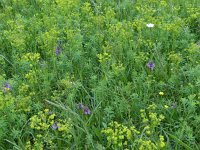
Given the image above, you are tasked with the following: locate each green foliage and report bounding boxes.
[0,0,199,149]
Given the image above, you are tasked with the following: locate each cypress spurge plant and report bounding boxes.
[0,0,199,149]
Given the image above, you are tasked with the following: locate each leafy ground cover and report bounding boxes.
[0,0,200,149]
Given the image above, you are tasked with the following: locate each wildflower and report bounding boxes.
[37,134,42,138]
[49,114,56,119]
[51,122,59,130]
[77,103,84,109]
[147,61,155,70]
[164,105,169,109]
[48,111,53,115]
[3,83,11,92]
[77,103,91,115]
[159,92,164,96]
[146,130,151,135]
[159,114,165,120]
[55,46,62,55]
[170,102,177,109]
[83,107,91,115]
[140,109,145,113]
[159,135,166,148]
[146,23,154,28]
[44,109,49,113]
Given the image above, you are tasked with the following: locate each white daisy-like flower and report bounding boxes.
[146,23,154,28]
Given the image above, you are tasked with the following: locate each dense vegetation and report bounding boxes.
[0,0,199,149]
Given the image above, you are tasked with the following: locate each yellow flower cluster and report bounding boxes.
[149,112,165,126]
[168,52,182,65]
[187,7,200,20]
[0,91,15,111]
[3,15,27,51]
[30,109,53,130]
[137,104,166,149]
[164,105,169,109]
[147,104,157,110]
[25,70,36,83]
[28,109,73,149]
[101,121,140,149]
[111,63,125,75]
[97,52,111,63]
[15,96,31,112]
[22,53,40,63]
[19,83,29,94]
[25,140,43,150]
[59,79,73,89]
[138,139,157,150]
[138,135,165,150]
[159,91,164,96]
[81,2,92,14]
[141,104,165,127]
[57,119,72,134]
[159,135,166,148]
[30,109,72,133]
[101,119,166,149]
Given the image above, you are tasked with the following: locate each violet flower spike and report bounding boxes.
[51,122,59,130]
[4,83,11,92]
[147,61,155,70]
[83,107,91,115]
[55,46,62,55]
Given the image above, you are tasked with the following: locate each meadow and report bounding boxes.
[0,0,200,149]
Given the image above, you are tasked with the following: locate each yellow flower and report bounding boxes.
[36,134,42,138]
[49,114,56,120]
[159,114,165,120]
[159,92,164,96]
[44,109,49,113]
[140,109,145,112]
[126,129,132,140]
[159,135,166,148]
[164,105,169,109]
[146,130,151,135]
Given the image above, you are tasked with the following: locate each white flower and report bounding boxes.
[146,23,154,28]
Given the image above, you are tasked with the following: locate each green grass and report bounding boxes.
[0,0,199,149]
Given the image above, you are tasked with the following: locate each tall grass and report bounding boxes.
[0,0,199,149]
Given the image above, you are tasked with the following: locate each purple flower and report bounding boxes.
[51,122,59,130]
[83,107,91,115]
[77,103,91,115]
[77,103,84,109]
[48,111,53,115]
[147,61,155,70]
[4,83,11,92]
[55,46,62,55]
[5,83,11,89]
[170,102,177,109]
